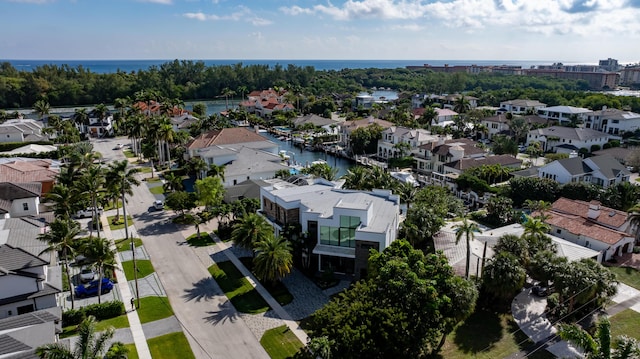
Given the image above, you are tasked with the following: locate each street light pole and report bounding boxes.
[122,178,140,308]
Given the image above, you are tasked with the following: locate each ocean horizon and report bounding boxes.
[1,59,570,74]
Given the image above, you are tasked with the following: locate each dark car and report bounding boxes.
[75,278,114,298]
[532,285,549,297]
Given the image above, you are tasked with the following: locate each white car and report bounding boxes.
[114,143,124,150]
[80,267,96,283]
[153,200,164,210]
[76,207,104,219]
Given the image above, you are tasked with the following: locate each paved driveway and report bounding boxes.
[91,137,268,359]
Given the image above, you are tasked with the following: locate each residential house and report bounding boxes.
[584,107,640,135]
[185,127,290,186]
[377,126,438,160]
[239,88,295,118]
[536,105,592,126]
[340,117,394,155]
[259,181,400,279]
[538,154,630,188]
[0,160,59,195]
[427,94,478,110]
[0,119,47,144]
[0,182,42,219]
[542,198,635,262]
[525,126,613,153]
[0,307,61,358]
[293,114,342,136]
[4,144,57,156]
[414,137,485,176]
[592,147,637,167]
[432,108,458,127]
[481,114,510,139]
[86,110,114,138]
[499,99,547,114]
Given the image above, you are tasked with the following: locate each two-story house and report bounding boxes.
[526,126,613,153]
[240,88,295,118]
[259,182,400,279]
[377,126,438,160]
[0,119,47,144]
[0,182,42,219]
[536,105,592,126]
[538,154,630,188]
[584,107,640,135]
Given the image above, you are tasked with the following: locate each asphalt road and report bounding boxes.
[91,137,269,359]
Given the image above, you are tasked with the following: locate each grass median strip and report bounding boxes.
[121,259,155,279]
[147,332,194,359]
[108,215,134,230]
[606,266,640,290]
[115,237,143,252]
[208,261,270,314]
[260,325,304,359]
[137,296,175,324]
[186,232,213,247]
[60,314,130,338]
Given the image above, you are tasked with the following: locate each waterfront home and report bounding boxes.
[536,105,592,126]
[340,117,393,155]
[259,181,400,280]
[498,99,547,115]
[377,126,438,160]
[293,114,342,136]
[538,154,630,188]
[239,88,295,118]
[525,126,613,153]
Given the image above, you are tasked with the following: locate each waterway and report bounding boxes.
[258,131,354,178]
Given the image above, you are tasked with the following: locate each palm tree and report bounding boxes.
[236,85,248,102]
[93,103,109,137]
[81,237,117,304]
[342,166,370,190]
[36,316,126,359]
[45,184,77,220]
[231,213,273,253]
[396,181,418,212]
[253,236,293,285]
[38,218,81,309]
[453,95,470,114]
[33,99,50,121]
[454,218,480,279]
[156,115,175,166]
[73,108,90,135]
[186,157,207,180]
[105,160,141,222]
[221,88,236,110]
[79,165,105,239]
[162,171,183,193]
[558,317,640,359]
[207,163,226,182]
[627,203,640,242]
[126,113,145,157]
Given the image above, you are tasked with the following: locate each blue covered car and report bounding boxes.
[75,278,114,298]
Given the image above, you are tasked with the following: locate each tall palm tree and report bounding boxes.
[105,160,141,222]
[36,316,126,359]
[558,317,640,359]
[126,113,145,157]
[231,213,273,253]
[82,237,116,304]
[207,163,226,182]
[93,103,110,138]
[162,171,183,193]
[33,99,50,121]
[79,165,105,239]
[454,218,480,279]
[38,218,81,309]
[156,115,175,166]
[342,166,370,190]
[236,85,248,102]
[253,236,293,285]
[221,87,236,110]
[453,95,470,114]
[45,184,77,220]
[73,108,90,135]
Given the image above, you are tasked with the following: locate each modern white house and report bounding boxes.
[538,154,630,188]
[377,126,438,160]
[526,126,613,153]
[0,119,47,143]
[499,99,547,114]
[432,108,458,127]
[0,182,42,218]
[543,198,635,262]
[584,107,640,135]
[259,181,400,279]
[536,105,592,125]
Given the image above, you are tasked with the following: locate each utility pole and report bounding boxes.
[122,178,140,308]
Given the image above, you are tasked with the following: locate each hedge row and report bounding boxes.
[62,300,124,326]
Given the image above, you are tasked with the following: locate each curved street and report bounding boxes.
[91,137,269,359]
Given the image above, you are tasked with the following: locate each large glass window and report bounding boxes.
[319,216,360,248]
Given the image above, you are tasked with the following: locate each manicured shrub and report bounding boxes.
[62,301,124,326]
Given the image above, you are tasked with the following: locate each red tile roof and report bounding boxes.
[545,211,630,245]
[551,197,627,229]
[186,128,268,149]
[0,161,58,184]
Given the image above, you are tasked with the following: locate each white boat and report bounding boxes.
[390,171,419,187]
[279,150,290,160]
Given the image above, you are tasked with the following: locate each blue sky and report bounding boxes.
[1,0,639,63]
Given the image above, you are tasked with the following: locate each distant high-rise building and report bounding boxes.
[599,58,619,72]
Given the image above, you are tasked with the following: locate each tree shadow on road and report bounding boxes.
[203,301,240,325]
[182,277,223,303]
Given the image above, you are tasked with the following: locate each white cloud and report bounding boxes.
[138,0,172,4]
[182,6,272,26]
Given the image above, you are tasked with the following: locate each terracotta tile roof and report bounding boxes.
[186,128,269,149]
[342,118,394,131]
[0,161,57,184]
[545,211,630,245]
[551,197,628,228]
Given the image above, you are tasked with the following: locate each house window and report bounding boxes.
[22,203,28,211]
[556,229,561,234]
[319,215,360,248]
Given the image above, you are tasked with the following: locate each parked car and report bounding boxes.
[80,267,96,283]
[153,200,164,211]
[532,285,549,297]
[75,278,113,298]
[114,143,124,150]
[76,207,104,219]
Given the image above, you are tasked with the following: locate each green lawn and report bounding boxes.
[149,185,164,195]
[208,262,270,314]
[123,149,135,158]
[121,259,155,279]
[115,237,143,252]
[438,309,554,359]
[610,309,640,340]
[107,215,134,230]
[146,176,161,183]
[124,344,139,359]
[139,166,153,174]
[147,332,195,359]
[240,257,293,306]
[186,232,213,247]
[260,325,304,359]
[60,314,130,338]
[103,199,122,211]
[137,296,175,324]
[607,266,640,290]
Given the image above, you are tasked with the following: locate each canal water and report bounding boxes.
[259,131,355,178]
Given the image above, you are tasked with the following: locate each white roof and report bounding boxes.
[541,105,592,114]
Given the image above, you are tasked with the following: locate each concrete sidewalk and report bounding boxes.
[101,214,153,359]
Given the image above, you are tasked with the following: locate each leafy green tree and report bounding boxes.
[165,191,197,215]
[36,316,126,359]
[301,162,338,181]
[493,234,530,266]
[191,102,207,118]
[600,182,640,211]
[553,259,617,316]
[38,218,81,309]
[194,176,224,210]
[560,182,601,202]
[485,196,516,226]
[253,236,293,285]
[528,250,567,286]
[482,251,526,303]
[508,176,560,207]
[162,171,184,193]
[558,317,640,359]
[348,123,384,155]
[309,240,477,358]
[492,134,518,155]
[231,213,273,252]
[454,218,480,279]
